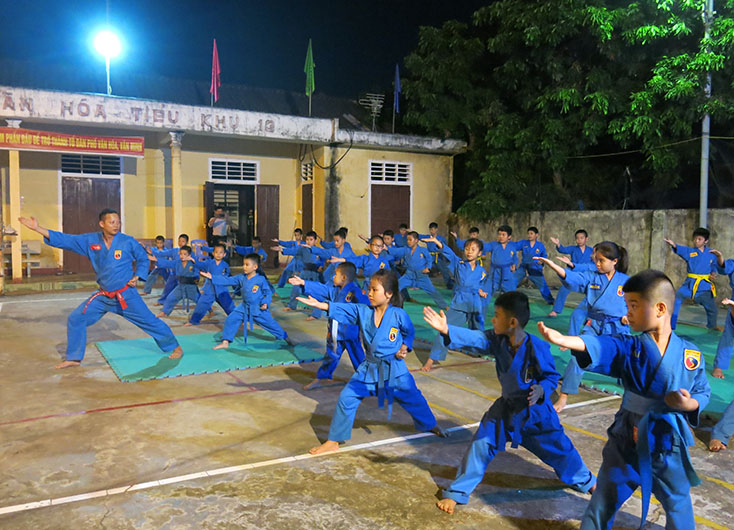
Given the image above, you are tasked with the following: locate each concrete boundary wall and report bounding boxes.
[452,209,734,300]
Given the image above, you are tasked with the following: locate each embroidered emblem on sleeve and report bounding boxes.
[388,327,398,342]
[684,349,701,371]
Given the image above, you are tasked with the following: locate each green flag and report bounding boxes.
[304,39,315,97]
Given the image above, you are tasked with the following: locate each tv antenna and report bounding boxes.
[358,93,385,131]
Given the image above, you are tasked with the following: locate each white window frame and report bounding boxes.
[208,157,260,185]
[301,162,314,182]
[367,160,413,234]
[368,159,413,185]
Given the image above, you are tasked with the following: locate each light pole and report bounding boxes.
[93,30,121,95]
[700,0,714,228]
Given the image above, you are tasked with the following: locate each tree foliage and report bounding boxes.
[403,0,734,220]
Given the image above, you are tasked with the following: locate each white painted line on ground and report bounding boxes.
[0,297,89,305]
[563,395,621,410]
[0,395,617,517]
[0,303,3,313]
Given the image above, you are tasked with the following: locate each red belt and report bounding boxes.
[83,284,130,313]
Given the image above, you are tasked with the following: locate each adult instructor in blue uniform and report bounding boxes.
[19,209,183,369]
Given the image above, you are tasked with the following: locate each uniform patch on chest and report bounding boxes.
[388,327,398,341]
[379,262,385,269]
[252,285,259,293]
[114,250,122,259]
[617,285,624,296]
[345,292,353,302]
[684,349,701,371]
[90,244,101,251]
[690,252,698,257]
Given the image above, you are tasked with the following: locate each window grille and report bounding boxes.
[61,154,121,175]
[369,160,411,183]
[301,162,314,182]
[209,158,259,183]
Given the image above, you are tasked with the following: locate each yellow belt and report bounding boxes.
[688,273,716,298]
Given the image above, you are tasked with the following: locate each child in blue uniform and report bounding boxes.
[388,231,448,308]
[290,262,368,390]
[154,233,190,305]
[538,269,711,530]
[142,235,170,294]
[320,226,354,254]
[297,269,446,454]
[333,235,394,292]
[393,224,409,248]
[312,229,356,283]
[548,229,593,317]
[421,236,489,371]
[535,241,630,413]
[710,249,733,380]
[514,226,554,305]
[275,228,303,288]
[201,253,293,349]
[451,227,486,266]
[483,225,521,296]
[18,210,182,368]
[423,292,596,515]
[665,227,719,330]
[234,236,275,293]
[709,303,734,451]
[154,246,201,317]
[420,222,455,289]
[186,243,235,326]
[273,231,323,313]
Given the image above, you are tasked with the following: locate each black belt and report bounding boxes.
[178,276,197,285]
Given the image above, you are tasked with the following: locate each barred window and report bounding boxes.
[301,162,314,182]
[209,158,259,183]
[61,154,121,175]
[369,160,411,183]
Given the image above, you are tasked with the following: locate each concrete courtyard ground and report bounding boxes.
[0,282,733,529]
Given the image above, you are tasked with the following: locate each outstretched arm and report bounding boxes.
[296,295,329,312]
[18,216,50,239]
[537,321,585,351]
[534,256,566,278]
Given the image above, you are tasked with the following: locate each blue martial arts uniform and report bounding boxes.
[188,258,236,324]
[211,273,288,343]
[234,245,274,292]
[514,240,554,304]
[440,327,596,504]
[321,240,354,253]
[671,244,718,329]
[388,245,448,308]
[559,268,630,395]
[552,244,594,315]
[44,230,179,361]
[576,332,710,530]
[484,241,521,295]
[712,400,734,448]
[158,258,200,315]
[311,244,356,283]
[420,233,455,289]
[153,247,182,303]
[715,259,734,372]
[303,280,368,380]
[143,249,171,294]
[348,252,394,291]
[276,240,304,288]
[429,246,489,362]
[284,245,323,312]
[325,303,437,441]
[393,232,408,248]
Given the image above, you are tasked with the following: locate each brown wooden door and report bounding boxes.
[256,185,280,267]
[301,183,313,233]
[62,177,121,274]
[371,184,410,236]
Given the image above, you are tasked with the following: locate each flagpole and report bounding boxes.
[309,94,312,117]
[392,107,395,134]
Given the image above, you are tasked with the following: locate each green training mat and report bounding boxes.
[96,331,323,382]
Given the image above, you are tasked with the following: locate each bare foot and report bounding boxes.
[156,312,166,318]
[547,311,558,318]
[282,307,293,312]
[184,322,194,327]
[303,379,323,390]
[213,341,230,350]
[436,498,457,514]
[154,302,162,306]
[208,310,215,318]
[554,393,569,413]
[421,359,435,372]
[713,368,725,379]
[431,426,449,438]
[709,439,727,452]
[309,440,340,455]
[55,360,81,369]
[589,483,596,495]
[168,346,183,359]
[305,316,318,321]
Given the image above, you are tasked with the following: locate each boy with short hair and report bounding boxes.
[186,243,235,326]
[423,292,596,514]
[312,229,356,283]
[388,231,448,308]
[483,225,520,296]
[514,226,554,305]
[420,222,454,290]
[142,235,170,294]
[275,228,304,288]
[201,253,294,349]
[393,223,409,248]
[273,231,324,313]
[450,227,480,251]
[548,229,593,317]
[665,227,719,330]
[154,245,200,317]
[154,233,190,305]
[537,269,711,529]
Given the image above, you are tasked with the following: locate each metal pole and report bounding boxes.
[106,56,111,95]
[699,0,714,228]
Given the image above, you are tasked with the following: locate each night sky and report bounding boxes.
[2,0,489,99]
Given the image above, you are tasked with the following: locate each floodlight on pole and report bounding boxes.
[93,30,121,95]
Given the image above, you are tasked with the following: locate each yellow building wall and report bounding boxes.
[332,147,453,254]
[137,148,167,239]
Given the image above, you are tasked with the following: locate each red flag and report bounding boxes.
[210,39,221,103]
